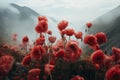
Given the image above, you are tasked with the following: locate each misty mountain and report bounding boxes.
[0,3,120,54]
[0,3,58,43]
[10,3,39,19]
[84,5,120,54]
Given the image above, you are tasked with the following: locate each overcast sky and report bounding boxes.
[1,0,120,26]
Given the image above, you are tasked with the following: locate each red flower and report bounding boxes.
[22,36,29,43]
[28,68,41,80]
[48,36,56,43]
[35,20,48,33]
[0,55,14,75]
[43,45,48,52]
[95,32,108,45]
[84,35,97,46]
[65,40,82,61]
[31,45,46,60]
[106,65,120,80]
[21,54,31,66]
[38,16,48,22]
[91,50,105,64]
[70,50,82,62]
[74,31,83,39]
[28,68,41,75]
[54,49,66,58]
[86,22,92,28]
[104,55,113,69]
[47,30,52,35]
[58,20,68,31]
[52,46,59,52]
[65,28,74,36]
[36,37,45,45]
[44,64,54,75]
[112,47,120,61]
[60,29,66,35]
[71,75,84,80]
[66,40,79,53]
[90,44,100,51]
[55,39,64,49]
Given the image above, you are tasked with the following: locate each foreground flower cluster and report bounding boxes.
[0,16,120,80]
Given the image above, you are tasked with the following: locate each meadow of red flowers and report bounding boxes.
[0,16,120,80]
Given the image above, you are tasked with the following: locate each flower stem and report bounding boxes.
[48,47,53,80]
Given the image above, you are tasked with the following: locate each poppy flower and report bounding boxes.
[48,36,56,43]
[21,54,31,66]
[65,40,79,53]
[22,36,29,44]
[55,39,64,49]
[36,37,45,45]
[60,29,66,35]
[28,68,41,75]
[52,46,59,52]
[74,31,83,39]
[65,28,74,36]
[69,50,82,62]
[43,45,48,53]
[47,30,52,35]
[65,40,82,61]
[104,55,113,69]
[84,35,97,46]
[86,22,92,28]
[106,65,120,80]
[28,68,41,80]
[44,64,54,75]
[58,20,68,31]
[31,45,46,60]
[35,20,48,33]
[91,50,105,65]
[90,44,100,51]
[38,16,48,22]
[54,49,66,58]
[95,32,108,45]
[112,47,120,61]
[0,55,14,75]
[71,75,84,80]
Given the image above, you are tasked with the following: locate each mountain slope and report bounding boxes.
[0,3,58,43]
[84,5,120,53]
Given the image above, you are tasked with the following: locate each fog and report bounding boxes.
[0,2,120,54]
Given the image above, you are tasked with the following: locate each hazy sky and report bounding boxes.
[1,0,120,26]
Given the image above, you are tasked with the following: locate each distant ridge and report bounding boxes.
[0,3,57,43]
[84,5,120,53]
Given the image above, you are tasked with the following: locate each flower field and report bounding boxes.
[0,16,120,80]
